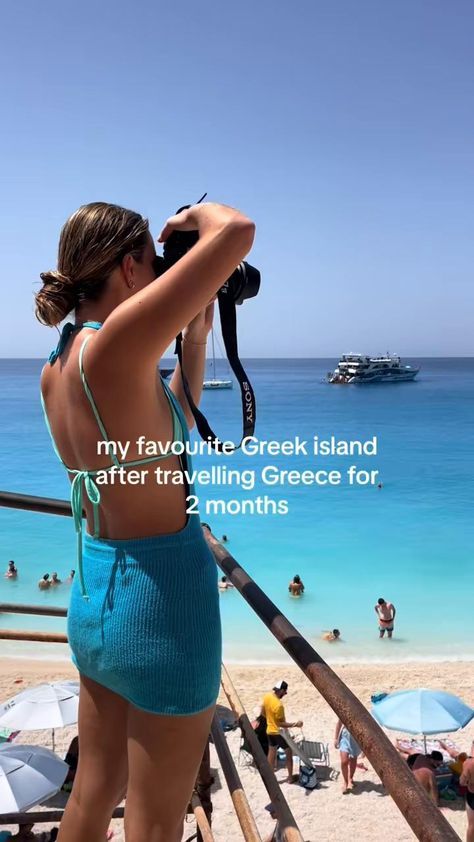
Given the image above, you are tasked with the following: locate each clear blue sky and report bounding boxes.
[1,0,473,357]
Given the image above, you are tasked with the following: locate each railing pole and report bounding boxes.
[210,716,262,842]
[0,808,124,825]
[194,742,214,842]
[190,793,215,842]
[0,603,67,617]
[0,630,68,643]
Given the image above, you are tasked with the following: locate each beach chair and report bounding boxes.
[284,731,336,781]
[295,739,330,768]
[280,730,321,786]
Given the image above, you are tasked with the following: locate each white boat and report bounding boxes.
[203,330,233,390]
[327,353,419,384]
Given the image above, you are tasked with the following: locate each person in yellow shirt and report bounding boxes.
[260,681,303,783]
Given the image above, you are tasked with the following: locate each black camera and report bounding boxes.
[153,204,260,305]
[155,200,260,451]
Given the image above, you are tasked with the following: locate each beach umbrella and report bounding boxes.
[371,688,474,751]
[0,743,68,812]
[0,682,80,751]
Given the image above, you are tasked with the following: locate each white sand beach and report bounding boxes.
[0,658,472,841]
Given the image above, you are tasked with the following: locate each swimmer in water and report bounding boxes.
[5,560,18,578]
[322,629,341,642]
[38,573,51,590]
[218,575,234,591]
[288,575,304,597]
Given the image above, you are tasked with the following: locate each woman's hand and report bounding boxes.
[183,300,215,345]
[158,202,251,243]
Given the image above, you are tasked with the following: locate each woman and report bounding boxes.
[37,201,255,842]
[334,717,362,793]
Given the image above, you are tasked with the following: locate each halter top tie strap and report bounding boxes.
[48,321,103,365]
[42,321,104,599]
[70,469,101,600]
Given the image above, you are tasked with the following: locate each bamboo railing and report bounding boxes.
[0,489,462,841]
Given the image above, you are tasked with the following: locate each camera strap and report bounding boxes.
[174,294,256,452]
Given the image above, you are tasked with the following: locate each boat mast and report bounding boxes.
[211,329,216,381]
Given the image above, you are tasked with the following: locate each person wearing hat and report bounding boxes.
[260,681,303,783]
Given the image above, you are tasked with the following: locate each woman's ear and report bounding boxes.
[120,254,136,289]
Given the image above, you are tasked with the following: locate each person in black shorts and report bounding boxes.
[260,681,303,784]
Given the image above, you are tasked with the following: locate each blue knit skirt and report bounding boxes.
[67,514,222,715]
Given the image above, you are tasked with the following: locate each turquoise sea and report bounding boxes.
[0,357,473,664]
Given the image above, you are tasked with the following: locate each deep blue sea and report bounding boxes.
[0,357,473,664]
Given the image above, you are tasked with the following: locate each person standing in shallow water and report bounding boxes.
[375,597,396,638]
[36,200,255,842]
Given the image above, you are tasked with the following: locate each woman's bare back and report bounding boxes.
[41,326,189,540]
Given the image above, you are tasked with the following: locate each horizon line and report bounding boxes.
[2,355,473,361]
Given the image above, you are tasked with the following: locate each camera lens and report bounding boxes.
[225,262,261,305]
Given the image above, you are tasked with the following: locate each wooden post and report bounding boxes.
[0,808,125,825]
[194,741,214,842]
[0,603,67,617]
[0,630,68,643]
[190,792,215,842]
[210,715,262,842]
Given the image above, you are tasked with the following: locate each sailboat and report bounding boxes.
[203,329,233,390]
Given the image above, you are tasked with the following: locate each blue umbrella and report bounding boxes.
[372,689,474,750]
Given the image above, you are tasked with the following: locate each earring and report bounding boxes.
[129,281,136,289]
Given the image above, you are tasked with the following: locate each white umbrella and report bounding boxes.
[0,743,68,812]
[0,682,80,750]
